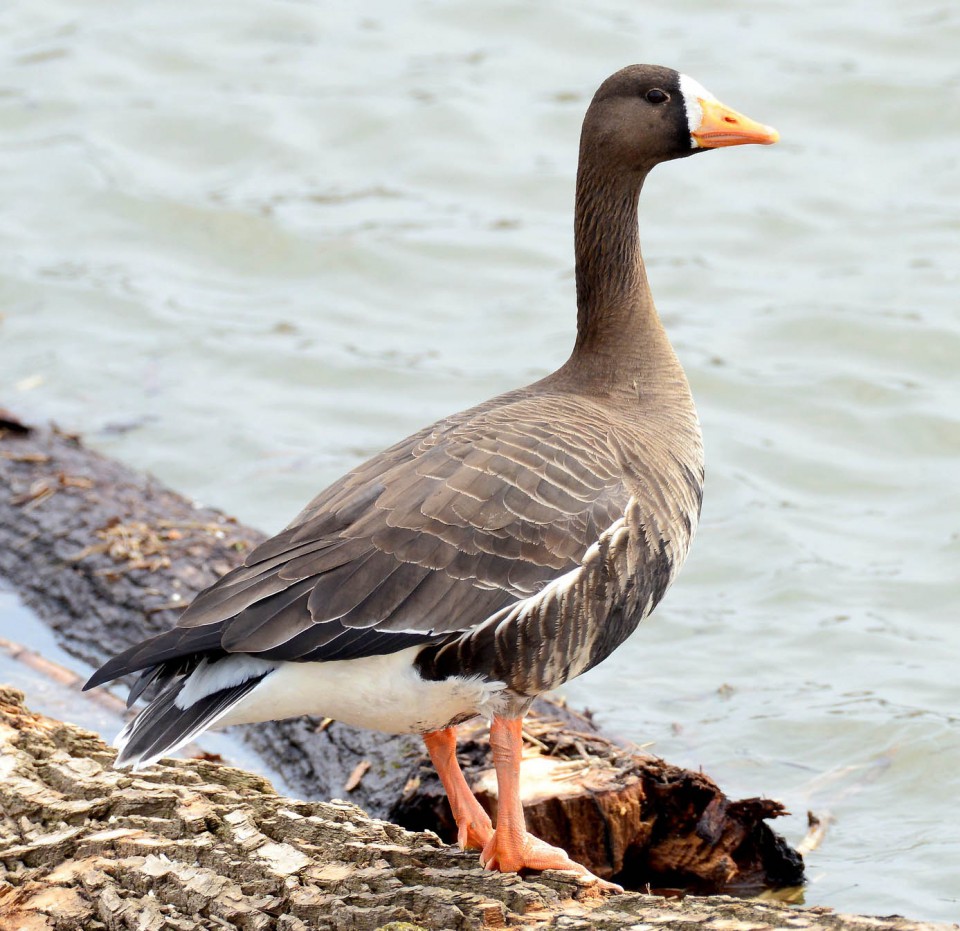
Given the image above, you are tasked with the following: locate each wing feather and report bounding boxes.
[96,393,634,681]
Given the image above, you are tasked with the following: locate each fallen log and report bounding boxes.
[1,688,951,931]
[0,412,802,892]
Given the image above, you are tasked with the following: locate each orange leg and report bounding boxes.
[479,715,622,892]
[423,726,493,850]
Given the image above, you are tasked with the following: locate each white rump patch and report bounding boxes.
[175,654,277,709]
[678,73,718,147]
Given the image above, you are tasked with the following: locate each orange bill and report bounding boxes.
[692,98,779,148]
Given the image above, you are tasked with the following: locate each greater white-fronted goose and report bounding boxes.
[86,64,777,887]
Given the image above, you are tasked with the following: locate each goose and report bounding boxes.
[85,64,777,888]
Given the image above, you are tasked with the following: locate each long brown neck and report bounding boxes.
[574,160,647,340]
[560,154,677,394]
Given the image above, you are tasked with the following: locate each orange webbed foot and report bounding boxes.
[479,828,623,893]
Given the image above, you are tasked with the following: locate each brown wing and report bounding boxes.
[85,393,634,690]
[165,393,629,664]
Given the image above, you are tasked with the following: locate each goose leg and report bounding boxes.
[423,726,493,850]
[479,715,622,891]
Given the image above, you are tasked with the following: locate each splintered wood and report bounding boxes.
[69,519,251,574]
[392,710,803,894]
[344,760,371,793]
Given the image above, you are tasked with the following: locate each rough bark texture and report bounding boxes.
[0,414,803,895]
[2,688,953,931]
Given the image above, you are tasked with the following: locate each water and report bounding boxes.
[1,0,958,921]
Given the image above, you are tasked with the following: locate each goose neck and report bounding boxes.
[569,159,670,386]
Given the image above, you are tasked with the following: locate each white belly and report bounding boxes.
[214,646,507,735]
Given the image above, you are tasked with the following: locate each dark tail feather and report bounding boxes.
[84,623,227,692]
[125,664,166,709]
[113,672,267,770]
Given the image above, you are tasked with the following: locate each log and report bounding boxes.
[0,412,802,893]
[1,688,952,931]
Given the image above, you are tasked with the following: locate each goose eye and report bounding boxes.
[645,88,668,104]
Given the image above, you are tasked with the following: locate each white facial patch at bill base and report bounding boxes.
[678,73,718,147]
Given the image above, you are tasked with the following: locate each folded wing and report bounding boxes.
[87,393,629,689]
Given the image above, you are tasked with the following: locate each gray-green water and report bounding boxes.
[1,0,958,920]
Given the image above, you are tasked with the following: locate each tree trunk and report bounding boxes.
[0,412,802,893]
[1,688,949,931]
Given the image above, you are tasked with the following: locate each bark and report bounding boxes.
[0,413,802,894]
[2,688,952,931]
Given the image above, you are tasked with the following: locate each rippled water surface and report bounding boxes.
[2,0,958,920]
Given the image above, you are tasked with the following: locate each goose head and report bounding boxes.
[580,64,779,174]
